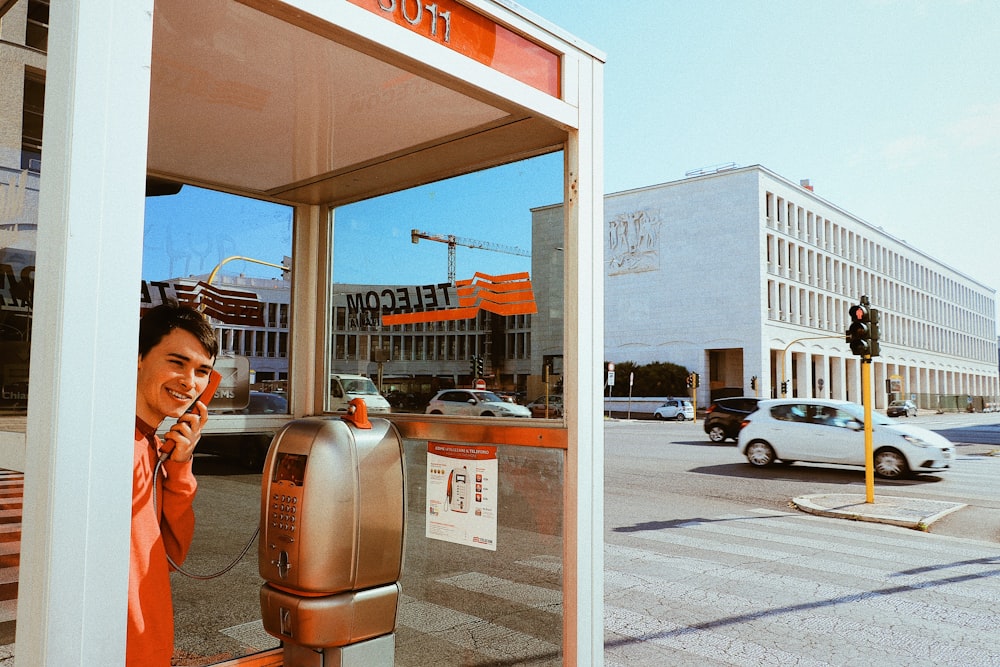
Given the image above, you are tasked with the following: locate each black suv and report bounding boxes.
[703,397,760,443]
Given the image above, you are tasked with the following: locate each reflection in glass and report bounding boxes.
[144,186,293,395]
[329,154,565,418]
[144,186,292,662]
[398,440,564,665]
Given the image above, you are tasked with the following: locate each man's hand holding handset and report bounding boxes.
[160,370,222,463]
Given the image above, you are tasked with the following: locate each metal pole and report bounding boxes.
[862,357,875,503]
[627,371,633,420]
[206,255,287,285]
[692,383,697,424]
[781,335,843,398]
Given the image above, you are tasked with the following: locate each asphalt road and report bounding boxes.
[603,414,1000,666]
[605,412,1000,544]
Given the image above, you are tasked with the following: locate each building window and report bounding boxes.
[25,0,49,52]
[21,70,44,171]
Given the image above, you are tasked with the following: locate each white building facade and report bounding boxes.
[536,165,999,411]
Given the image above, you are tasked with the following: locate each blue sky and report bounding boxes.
[143,156,559,286]
[527,0,1000,297]
[145,0,1000,323]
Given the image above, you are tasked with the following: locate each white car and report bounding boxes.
[329,373,391,413]
[426,389,531,417]
[737,398,954,478]
[653,398,694,421]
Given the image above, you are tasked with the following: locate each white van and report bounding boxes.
[329,373,391,414]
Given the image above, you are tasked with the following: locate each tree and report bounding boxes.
[604,360,690,397]
[633,361,689,396]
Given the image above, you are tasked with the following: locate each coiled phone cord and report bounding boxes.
[152,456,261,580]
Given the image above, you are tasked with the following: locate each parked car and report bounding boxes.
[737,398,954,478]
[425,389,531,417]
[887,400,918,417]
[704,397,761,442]
[526,395,563,418]
[653,398,694,421]
[234,390,288,415]
[385,390,421,411]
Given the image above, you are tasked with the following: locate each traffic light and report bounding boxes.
[692,372,699,388]
[685,374,693,389]
[780,381,788,395]
[846,303,881,357]
[750,376,757,391]
[476,355,485,377]
[470,355,478,376]
[869,308,881,356]
[846,303,870,356]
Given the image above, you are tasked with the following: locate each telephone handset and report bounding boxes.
[159,369,222,462]
[187,368,223,413]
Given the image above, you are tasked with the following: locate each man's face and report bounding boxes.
[136,328,215,427]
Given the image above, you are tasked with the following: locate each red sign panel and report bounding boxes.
[381,271,537,327]
[347,0,560,97]
[173,281,265,327]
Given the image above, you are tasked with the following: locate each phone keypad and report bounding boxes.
[271,493,299,535]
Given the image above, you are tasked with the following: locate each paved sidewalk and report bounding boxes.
[792,493,967,530]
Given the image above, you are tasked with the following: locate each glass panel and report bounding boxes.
[1,65,42,415]
[143,186,292,396]
[329,153,565,419]
[398,438,564,665]
[143,186,292,662]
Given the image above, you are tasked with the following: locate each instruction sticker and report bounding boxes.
[426,442,498,551]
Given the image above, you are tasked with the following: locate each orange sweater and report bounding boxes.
[129,419,197,666]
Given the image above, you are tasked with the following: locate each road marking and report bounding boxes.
[606,510,1000,665]
[398,594,560,663]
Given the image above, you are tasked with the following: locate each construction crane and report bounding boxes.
[410,229,531,284]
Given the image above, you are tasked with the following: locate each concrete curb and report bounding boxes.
[792,493,967,530]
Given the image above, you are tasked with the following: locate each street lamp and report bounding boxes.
[780,335,842,397]
[206,255,289,285]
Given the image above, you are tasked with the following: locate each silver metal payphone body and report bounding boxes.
[259,403,404,666]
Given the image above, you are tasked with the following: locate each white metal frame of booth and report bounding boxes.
[10,1,604,664]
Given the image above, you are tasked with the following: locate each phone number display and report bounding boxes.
[347,0,560,97]
[376,0,451,42]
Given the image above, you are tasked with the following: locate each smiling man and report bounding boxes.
[130,303,218,666]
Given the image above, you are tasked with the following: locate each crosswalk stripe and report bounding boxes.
[625,518,1000,606]
[606,545,996,634]
[605,508,1000,665]
[0,470,21,655]
[397,594,560,663]
[675,512,993,565]
[606,605,833,667]
[436,572,562,609]
[0,469,18,640]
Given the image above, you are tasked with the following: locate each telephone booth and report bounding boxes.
[2,0,603,664]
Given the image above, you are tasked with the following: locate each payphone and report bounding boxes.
[259,400,405,666]
[446,466,469,513]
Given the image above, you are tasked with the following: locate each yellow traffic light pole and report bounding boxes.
[861,356,875,503]
[692,373,697,424]
[848,295,878,503]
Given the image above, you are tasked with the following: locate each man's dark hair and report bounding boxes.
[139,303,219,359]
